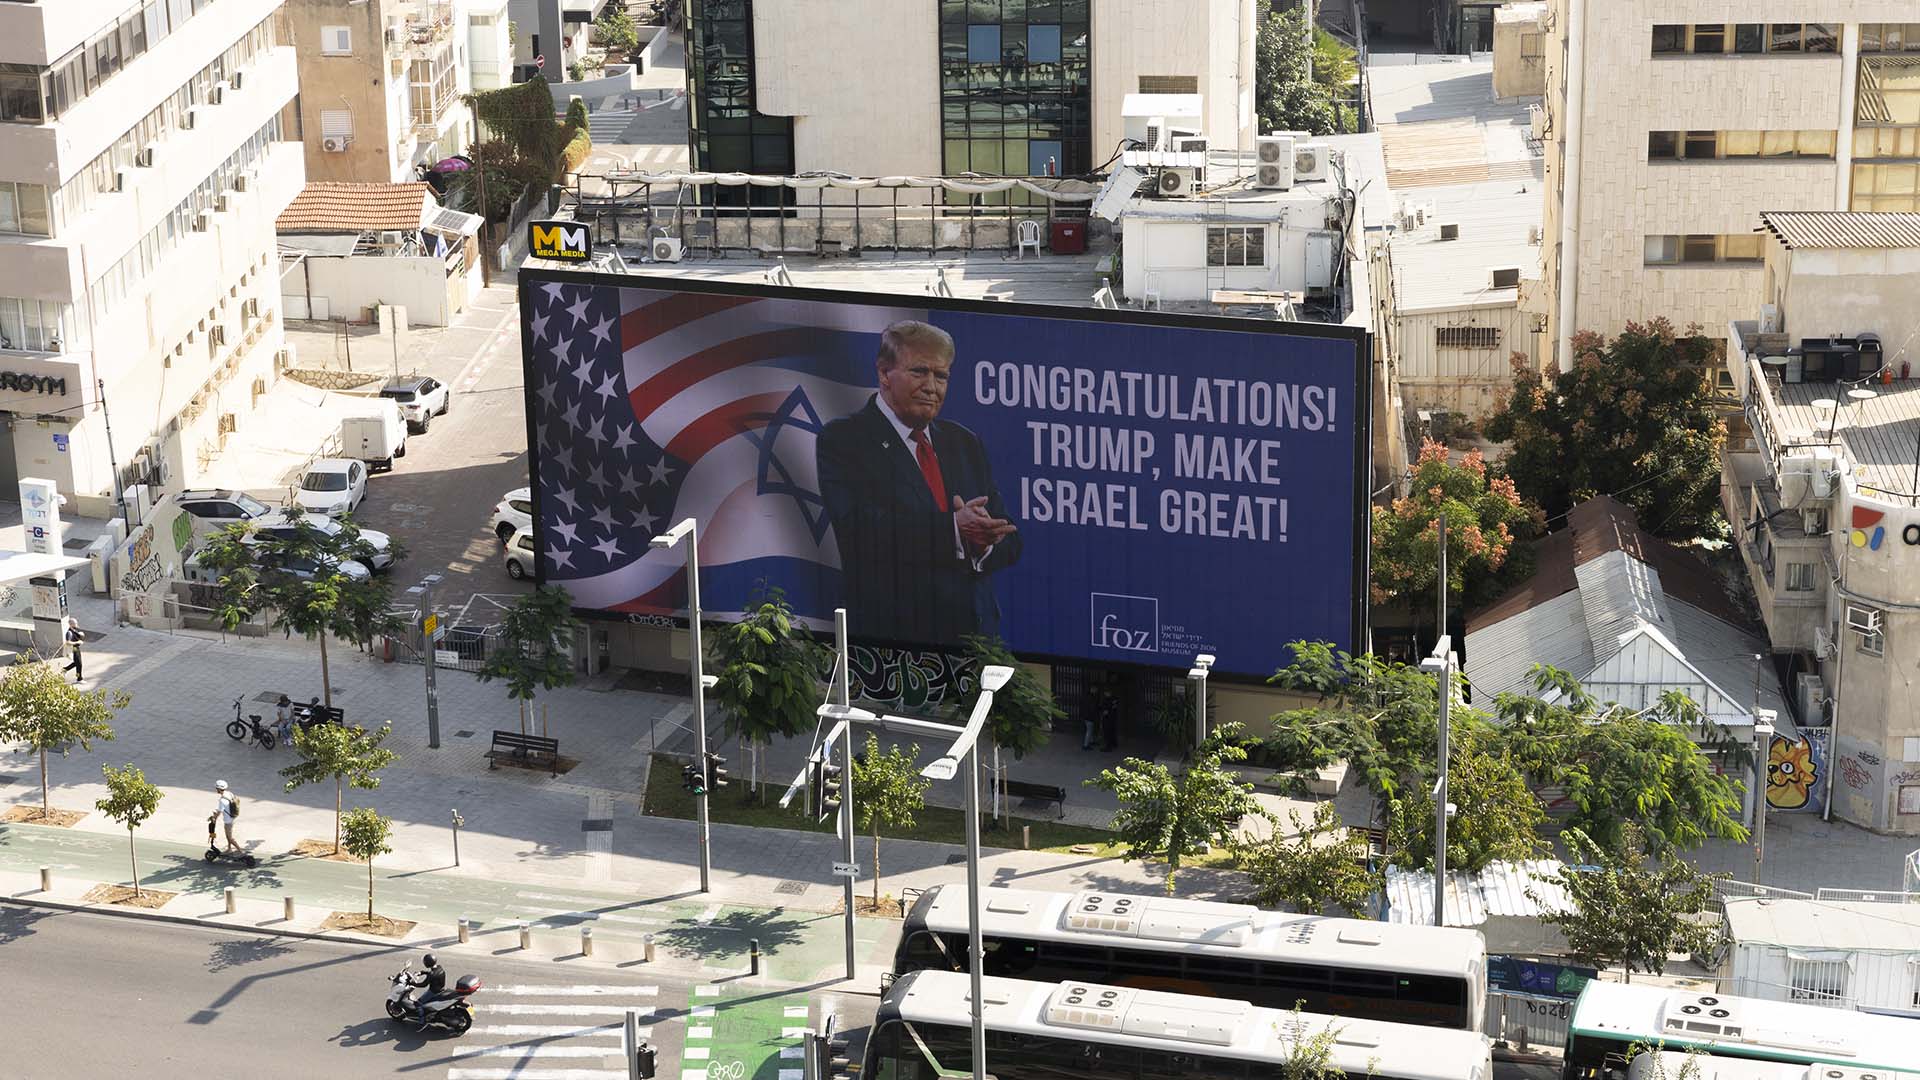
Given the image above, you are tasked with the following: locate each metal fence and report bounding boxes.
[386,610,504,674]
[1484,990,1571,1058]
[1813,887,1920,904]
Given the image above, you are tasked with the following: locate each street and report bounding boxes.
[0,906,690,1080]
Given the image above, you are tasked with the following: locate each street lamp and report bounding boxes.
[1185,653,1216,750]
[815,663,1014,1080]
[650,517,713,894]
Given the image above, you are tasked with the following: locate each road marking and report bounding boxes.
[695,905,720,924]
[783,1006,808,1018]
[691,1005,715,1017]
[683,1048,710,1060]
[448,1070,627,1079]
[471,1024,627,1038]
[490,1004,663,1016]
[681,1072,707,1080]
[490,986,660,996]
[781,1027,806,1039]
[780,1047,803,1059]
[454,1046,635,1059]
[687,1026,712,1039]
[693,985,719,997]
[779,1071,803,1080]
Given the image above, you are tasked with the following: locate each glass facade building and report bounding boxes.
[685,0,794,206]
[939,0,1092,190]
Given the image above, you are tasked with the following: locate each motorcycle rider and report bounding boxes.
[409,953,450,1025]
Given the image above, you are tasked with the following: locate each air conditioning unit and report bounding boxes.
[1527,225,1541,245]
[229,71,243,91]
[192,210,213,232]
[652,237,685,263]
[1802,506,1828,535]
[1156,167,1196,197]
[1528,103,1545,140]
[135,147,155,168]
[114,168,134,193]
[322,136,349,153]
[1254,135,1294,190]
[1846,604,1881,636]
[1760,303,1781,333]
[1490,266,1521,289]
[241,298,259,320]
[1143,116,1165,152]
[182,107,198,130]
[208,84,225,105]
[1175,137,1208,184]
[1294,144,1332,182]
[233,173,250,193]
[214,192,232,213]
[1811,627,1834,661]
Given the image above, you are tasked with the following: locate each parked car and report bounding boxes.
[295,458,368,517]
[380,375,451,433]
[185,548,371,584]
[492,487,533,542]
[341,402,408,472]
[247,510,396,571]
[175,489,276,526]
[504,527,536,579]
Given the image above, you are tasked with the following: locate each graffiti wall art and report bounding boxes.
[1766,731,1827,813]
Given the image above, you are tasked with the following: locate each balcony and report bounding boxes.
[390,1,456,60]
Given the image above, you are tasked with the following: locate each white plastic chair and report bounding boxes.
[1016,219,1042,259]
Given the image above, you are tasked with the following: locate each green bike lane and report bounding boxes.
[0,821,898,985]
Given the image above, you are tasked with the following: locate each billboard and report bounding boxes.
[519,272,1369,678]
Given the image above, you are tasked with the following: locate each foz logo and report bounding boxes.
[528,220,592,263]
[1091,593,1159,653]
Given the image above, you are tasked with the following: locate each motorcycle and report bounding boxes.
[386,963,482,1034]
[224,696,277,750]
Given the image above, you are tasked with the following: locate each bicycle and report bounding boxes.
[224,696,276,750]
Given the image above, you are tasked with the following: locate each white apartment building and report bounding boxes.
[0,0,304,512]
[684,0,1255,202]
[1539,5,1920,369]
[286,0,477,184]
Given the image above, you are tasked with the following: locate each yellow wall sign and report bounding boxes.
[529,219,592,263]
[422,613,439,637]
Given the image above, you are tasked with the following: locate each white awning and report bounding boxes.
[0,550,92,586]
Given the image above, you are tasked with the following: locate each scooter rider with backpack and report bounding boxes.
[211,780,242,853]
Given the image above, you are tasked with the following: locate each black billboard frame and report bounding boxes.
[516,265,1374,687]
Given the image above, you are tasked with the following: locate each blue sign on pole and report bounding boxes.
[519,275,1370,677]
[51,434,67,452]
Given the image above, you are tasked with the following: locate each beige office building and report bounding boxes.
[0,0,305,508]
[1538,5,1920,368]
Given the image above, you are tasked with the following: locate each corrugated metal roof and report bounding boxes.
[1725,898,1920,953]
[1576,549,1673,667]
[1466,588,1591,700]
[1383,860,1574,927]
[1759,211,1920,251]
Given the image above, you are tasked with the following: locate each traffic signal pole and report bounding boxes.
[835,608,856,982]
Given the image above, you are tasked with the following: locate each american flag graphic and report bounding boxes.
[527,280,922,619]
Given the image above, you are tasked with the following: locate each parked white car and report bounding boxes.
[380,376,451,433]
[247,510,396,571]
[294,458,368,517]
[504,527,536,580]
[492,487,533,542]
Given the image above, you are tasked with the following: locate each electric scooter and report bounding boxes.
[204,817,258,868]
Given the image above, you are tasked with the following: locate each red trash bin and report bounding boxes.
[1050,221,1086,254]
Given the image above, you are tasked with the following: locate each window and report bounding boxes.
[1651,25,1686,54]
[1857,605,1886,656]
[1643,234,1765,265]
[1901,786,1920,815]
[1648,129,1835,160]
[1138,75,1198,94]
[1652,23,1837,56]
[0,182,51,236]
[1206,226,1264,267]
[1691,24,1726,54]
[0,297,71,352]
[1784,562,1816,592]
[1854,163,1920,212]
[319,108,354,140]
[321,25,352,55]
[687,0,794,203]
[1788,957,1850,1005]
[1861,24,1920,53]
[940,0,1093,190]
[1436,326,1500,350]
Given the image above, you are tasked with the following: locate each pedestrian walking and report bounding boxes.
[211,780,242,853]
[60,615,83,683]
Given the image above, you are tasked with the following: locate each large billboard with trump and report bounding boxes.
[518,272,1369,678]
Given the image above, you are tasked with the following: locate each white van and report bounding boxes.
[340,399,408,472]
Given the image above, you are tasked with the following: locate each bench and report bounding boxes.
[488,730,560,776]
[291,703,345,732]
[1003,779,1068,819]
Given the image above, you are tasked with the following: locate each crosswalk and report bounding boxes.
[445,983,663,1080]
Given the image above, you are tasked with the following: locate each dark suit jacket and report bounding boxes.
[816,397,1022,646]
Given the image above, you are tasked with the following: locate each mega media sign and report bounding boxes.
[518,273,1369,677]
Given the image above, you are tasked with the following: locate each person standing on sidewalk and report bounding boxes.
[211,780,242,853]
[59,616,83,683]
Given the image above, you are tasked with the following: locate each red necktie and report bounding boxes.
[911,429,948,509]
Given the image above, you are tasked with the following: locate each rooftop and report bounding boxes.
[1392,176,1542,311]
[593,249,1114,308]
[276,182,434,235]
[1772,379,1920,502]
[1760,211,1920,251]
[1724,897,1920,952]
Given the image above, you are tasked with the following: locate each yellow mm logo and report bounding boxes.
[531,222,590,261]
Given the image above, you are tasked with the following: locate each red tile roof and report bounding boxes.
[276,182,432,234]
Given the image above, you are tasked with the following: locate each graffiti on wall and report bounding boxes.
[1840,755,1873,792]
[118,522,164,595]
[848,645,976,713]
[1766,733,1826,812]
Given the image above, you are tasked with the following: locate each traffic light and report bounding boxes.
[811,754,843,824]
[704,751,729,790]
[635,1040,658,1079]
[682,762,706,796]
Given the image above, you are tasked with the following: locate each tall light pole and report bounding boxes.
[650,517,712,893]
[1185,653,1215,750]
[1752,708,1774,883]
[818,663,1015,1080]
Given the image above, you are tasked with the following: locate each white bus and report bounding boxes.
[1564,981,1920,1079]
[1628,1051,1917,1080]
[894,885,1487,1029]
[864,970,1494,1080]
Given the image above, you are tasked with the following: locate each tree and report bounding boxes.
[707,587,827,798]
[1530,825,1725,981]
[96,763,161,897]
[198,513,402,707]
[1256,8,1336,136]
[1274,1005,1364,1080]
[1485,320,1726,542]
[1370,439,1540,616]
[477,585,582,737]
[1311,28,1359,131]
[593,5,639,53]
[281,722,399,854]
[341,807,396,921]
[852,733,930,906]
[0,656,127,820]
[1236,801,1379,917]
[1492,671,1750,855]
[1265,644,1452,807]
[1087,723,1257,895]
